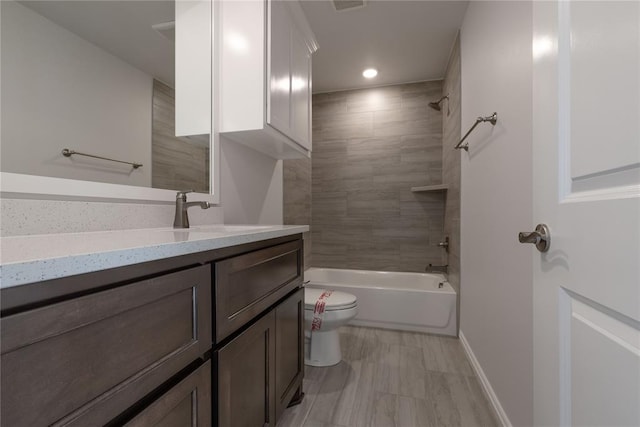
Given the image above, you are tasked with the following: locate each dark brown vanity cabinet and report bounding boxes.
[216,311,277,427]
[125,361,212,427]
[214,240,305,427]
[274,287,305,421]
[0,265,212,427]
[215,288,304,427]
[214,240,303,343]
[0,234,304,427]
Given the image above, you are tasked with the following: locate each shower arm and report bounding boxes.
[454,112,498,151]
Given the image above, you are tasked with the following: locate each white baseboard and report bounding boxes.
[459,331,512,427]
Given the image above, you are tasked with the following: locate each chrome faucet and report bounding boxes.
[173,191,211,229]
[425,263,448,275]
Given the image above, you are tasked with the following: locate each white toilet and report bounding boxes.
[304,288,358,367]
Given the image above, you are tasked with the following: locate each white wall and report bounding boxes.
[0,2,283,237]
[0,138,283,236]
[0,198,224,237]
[0,137,283,236]
[220,137,283,225]
[1,1,152,187]
[460,2,533,426]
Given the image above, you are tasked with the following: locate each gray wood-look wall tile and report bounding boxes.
[283,158,312,269]
[311,81,447,272]
[151,80,209,193]
[278,326,499,427]
[442,34,462,329]
[283,78,459,274]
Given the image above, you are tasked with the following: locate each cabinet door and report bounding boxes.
[275,288,305,420]
[1,265,211,427]
[125,361,211,427]
[216,311,277,427]
[267,0,292,137]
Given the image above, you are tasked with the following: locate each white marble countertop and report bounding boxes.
[0,225,308,288]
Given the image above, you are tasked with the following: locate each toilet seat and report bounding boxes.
[304,288,357,311]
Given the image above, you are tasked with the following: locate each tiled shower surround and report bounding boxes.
[283,158,312,269]
[311,81,446,272]
[443,35,462,296]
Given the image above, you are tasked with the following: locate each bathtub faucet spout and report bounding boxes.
[425,264,448,276]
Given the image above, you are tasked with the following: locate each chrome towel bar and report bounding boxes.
[455,112,498,151]
[62,148,143,169]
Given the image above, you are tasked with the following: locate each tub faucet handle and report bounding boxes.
[438,236,450,253]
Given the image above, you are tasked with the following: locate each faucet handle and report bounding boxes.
[437,236,450,253]
[176,190,195,200]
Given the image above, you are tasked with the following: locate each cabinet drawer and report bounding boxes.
[125,361,211,427]
[215,239,302,342]
[0,265,211,427]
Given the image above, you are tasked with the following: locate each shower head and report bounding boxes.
[428,95,449,111]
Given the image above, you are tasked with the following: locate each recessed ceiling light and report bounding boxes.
[362,68,378,79]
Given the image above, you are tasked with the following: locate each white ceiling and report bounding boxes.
[21,0,467,93]
[300,0,469,93]
[20,1,176,85]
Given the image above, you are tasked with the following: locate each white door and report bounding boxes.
[532,1,640,426]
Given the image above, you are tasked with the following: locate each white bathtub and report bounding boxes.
[305,267,457,336]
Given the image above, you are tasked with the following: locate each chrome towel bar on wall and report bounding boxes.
[455,112,498,151]
[62,148,143,169]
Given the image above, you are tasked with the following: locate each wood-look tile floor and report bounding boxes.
[278,326,499,427]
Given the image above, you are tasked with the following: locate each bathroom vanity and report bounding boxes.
[0,226,307,426]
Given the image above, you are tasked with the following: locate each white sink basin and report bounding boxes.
[170,225,274,233]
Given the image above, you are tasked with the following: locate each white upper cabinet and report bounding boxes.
[218,0,317,159]
[267,0,292,138]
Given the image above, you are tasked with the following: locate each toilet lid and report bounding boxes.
[305,288,357,311]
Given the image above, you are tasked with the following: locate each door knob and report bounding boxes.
[518,224,550,253]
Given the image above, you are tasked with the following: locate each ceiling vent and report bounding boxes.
[332,0,366,12]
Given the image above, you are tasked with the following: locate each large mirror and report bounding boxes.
[0,0,216,201]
